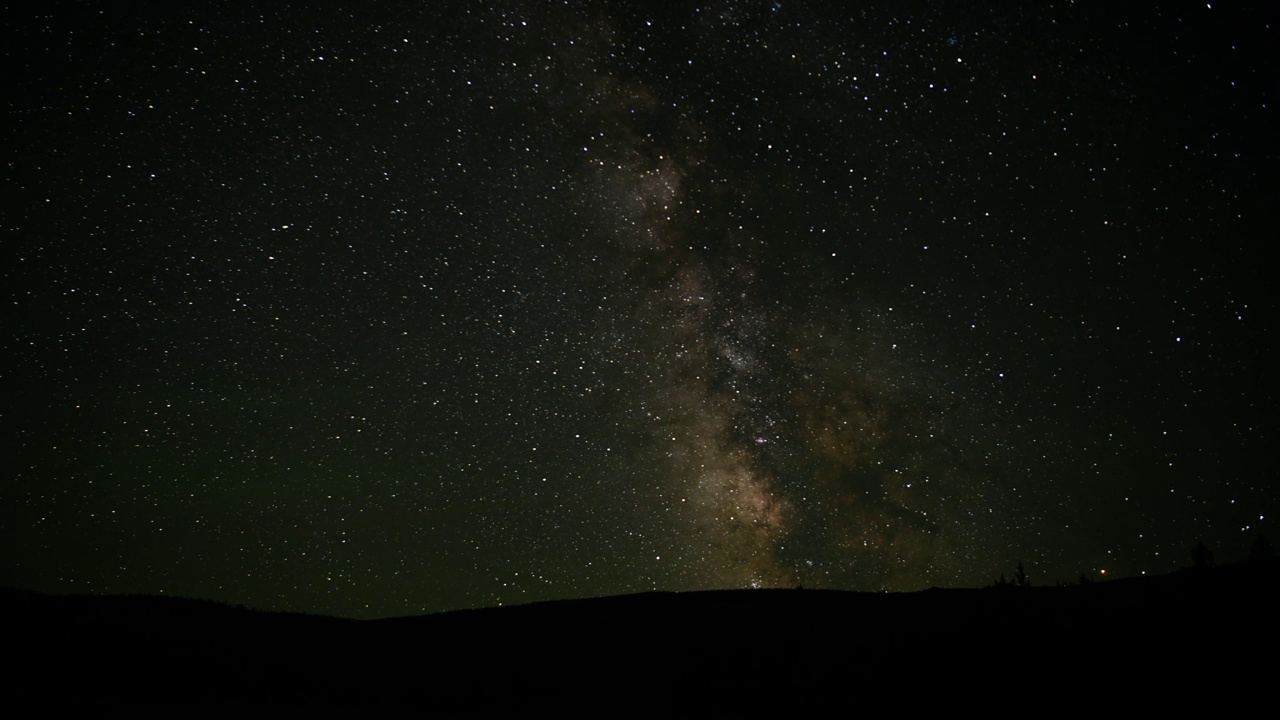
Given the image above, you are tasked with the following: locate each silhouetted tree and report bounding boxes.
[1192,541,1214,569]
[992,563,1031,589]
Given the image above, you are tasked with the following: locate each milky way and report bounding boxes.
[4,1,1274,617]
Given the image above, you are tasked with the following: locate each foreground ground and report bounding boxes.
[6,561,1276,713]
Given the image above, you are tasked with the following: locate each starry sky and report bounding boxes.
[4,1,1276,618]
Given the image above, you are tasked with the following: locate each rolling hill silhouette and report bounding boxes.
[6,561,1276,712]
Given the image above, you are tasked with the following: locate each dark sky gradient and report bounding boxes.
[5,1,1276,618]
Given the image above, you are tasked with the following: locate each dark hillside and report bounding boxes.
[5,561,1276,713]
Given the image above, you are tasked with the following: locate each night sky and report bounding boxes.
[4,1,1276,619]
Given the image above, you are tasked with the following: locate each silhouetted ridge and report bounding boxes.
[5,561,1276,711]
